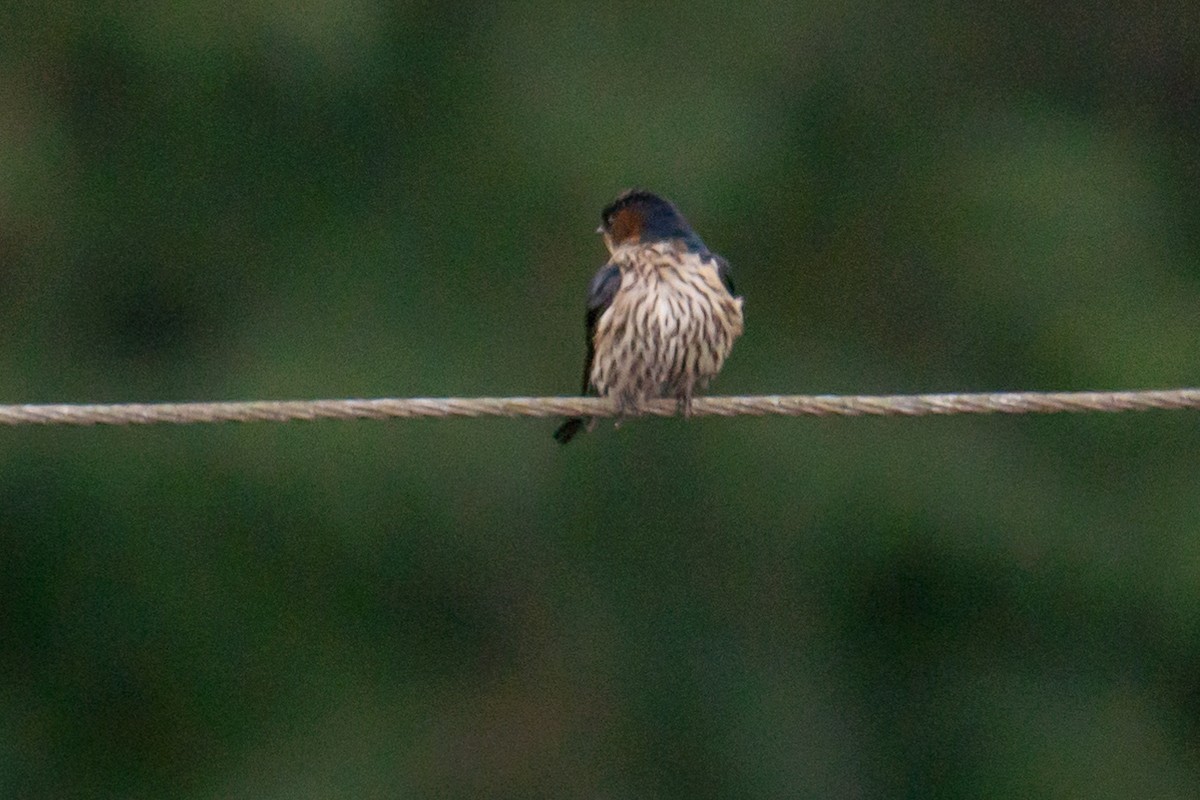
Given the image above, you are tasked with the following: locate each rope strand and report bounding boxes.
[0,389,1196,426]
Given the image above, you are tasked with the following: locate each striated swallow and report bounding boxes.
[554,190,744,443]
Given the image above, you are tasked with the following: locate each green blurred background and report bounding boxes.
[3,2,1200,797]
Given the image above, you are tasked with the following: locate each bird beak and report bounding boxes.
[595,226,604,235]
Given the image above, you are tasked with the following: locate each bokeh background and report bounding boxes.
[3,2,1200,797]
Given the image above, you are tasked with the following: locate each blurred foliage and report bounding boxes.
[2,2,1200,797]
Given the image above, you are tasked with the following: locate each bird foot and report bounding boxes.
[675,392,694,418]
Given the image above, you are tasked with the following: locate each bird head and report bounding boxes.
[598,190,705,254]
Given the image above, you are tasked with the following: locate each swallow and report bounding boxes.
[554,190,744,443]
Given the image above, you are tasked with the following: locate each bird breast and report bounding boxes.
[589,244,744,404]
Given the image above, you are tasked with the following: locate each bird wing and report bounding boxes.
[580,263,621,394]
[711,253,736,296]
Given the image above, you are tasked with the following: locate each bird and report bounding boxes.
[554,190,744,443]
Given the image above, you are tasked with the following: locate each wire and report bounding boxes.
[0,389,1196,426]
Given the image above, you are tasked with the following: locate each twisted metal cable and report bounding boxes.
[0,389,1197,426]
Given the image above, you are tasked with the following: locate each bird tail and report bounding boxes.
[553,417,588,444]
